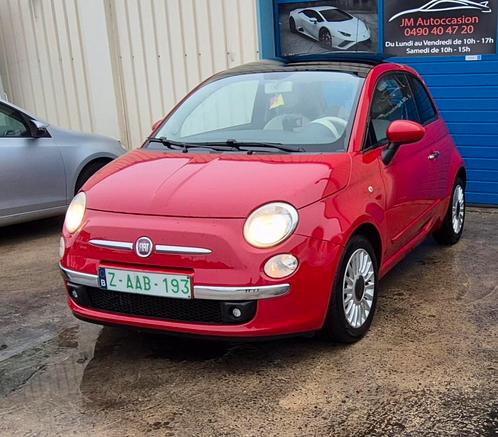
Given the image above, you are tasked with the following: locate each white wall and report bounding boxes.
[0,0,260,148]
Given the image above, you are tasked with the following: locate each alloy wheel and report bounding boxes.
[452,184,465,234]
[342,249,375,329]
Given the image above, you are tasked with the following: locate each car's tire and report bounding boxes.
[321,235,378,343]
[319,28,332,48]
[433,177,466,245]
[289,17,297,33]
[74,160,110,194]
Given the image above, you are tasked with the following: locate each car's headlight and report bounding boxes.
[64,192,86,234]
[339,31,351,37]
[244,202,299,248]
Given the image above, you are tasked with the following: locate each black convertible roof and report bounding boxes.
[211,58,383,81]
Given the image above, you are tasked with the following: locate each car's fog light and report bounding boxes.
[264,254,298,279]
[59,237,65,259]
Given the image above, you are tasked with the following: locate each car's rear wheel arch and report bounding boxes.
[74,158,112,195]
[289,17,297,33]
[457,167,467,188]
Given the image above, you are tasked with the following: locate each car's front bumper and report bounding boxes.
[61,209,343,337]
[60,264,291,300]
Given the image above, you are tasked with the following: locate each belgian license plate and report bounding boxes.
[98,267,192,299]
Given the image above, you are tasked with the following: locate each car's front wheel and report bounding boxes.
[321,236,378,343]
[319,28,332,48]
[433,177,466,245]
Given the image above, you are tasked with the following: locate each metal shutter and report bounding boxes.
[400,57,498,206]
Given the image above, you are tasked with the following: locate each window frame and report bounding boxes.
[406,73,439,126]
[0,102,33,139]
[362,72,421,152]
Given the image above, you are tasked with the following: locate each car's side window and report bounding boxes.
[365,74,419,149]
[309,11,324,22]
[0,104,30,138]
[302,10,322,21]
[409,76,438,125]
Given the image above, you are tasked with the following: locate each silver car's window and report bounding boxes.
[0,104,29,138]
[153,71,364,153]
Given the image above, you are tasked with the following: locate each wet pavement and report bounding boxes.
[0,209,497,436]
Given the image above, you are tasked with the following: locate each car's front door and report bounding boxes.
[366,73,439,258]
[0,103,66,220]
[301,10,322,38]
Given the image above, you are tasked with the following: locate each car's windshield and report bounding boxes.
[151,71,364,153]
[321,9,353,22]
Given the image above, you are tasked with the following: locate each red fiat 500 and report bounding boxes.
[60,60,466,342]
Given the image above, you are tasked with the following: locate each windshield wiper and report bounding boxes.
[148,137,233,153]
[214,139,304,153]
[148,137,304,153]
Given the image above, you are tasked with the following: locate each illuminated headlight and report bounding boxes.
[264,254,299,279]
[64,192,86,234]
[244,202,298,248]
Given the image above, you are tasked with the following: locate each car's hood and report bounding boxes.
[83,150,351,218]
[329,18,368,36]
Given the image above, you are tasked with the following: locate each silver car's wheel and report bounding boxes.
[452,184,465,234]
[342,249,375,329]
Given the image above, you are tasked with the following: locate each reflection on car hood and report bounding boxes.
[83,150,351,218]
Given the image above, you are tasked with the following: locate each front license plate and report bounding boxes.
[98,267,192,299]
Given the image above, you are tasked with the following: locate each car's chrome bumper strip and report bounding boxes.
[89,239,212,255]
[193,284,290,300]
[59,264,289,301]
[60,265,101,288]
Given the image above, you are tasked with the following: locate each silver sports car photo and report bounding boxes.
[289,6,371,50]
[0,99,125,227]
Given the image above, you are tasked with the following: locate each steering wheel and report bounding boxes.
[309,116,348,142]
[264,114,310,131]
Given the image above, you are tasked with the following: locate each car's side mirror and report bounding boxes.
[309,17,318,24]
[382,120,425,165]
[29,119,50,138]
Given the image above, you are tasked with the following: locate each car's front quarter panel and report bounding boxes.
[298,152,387,260]
[49,126,125,201]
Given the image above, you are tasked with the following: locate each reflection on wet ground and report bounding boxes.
[0,210,497,436]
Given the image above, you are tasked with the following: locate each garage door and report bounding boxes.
[400,57,498,206]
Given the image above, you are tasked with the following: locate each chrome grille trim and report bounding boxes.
[155,245,212,255]
[88,239,211,255]
[89,239,133,250]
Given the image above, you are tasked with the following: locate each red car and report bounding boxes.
[60,59,466,342]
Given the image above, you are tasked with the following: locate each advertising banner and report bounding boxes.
[276,0,379,57]
[384,0,498,57]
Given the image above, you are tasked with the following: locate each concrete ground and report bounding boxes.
[0,209,497,436]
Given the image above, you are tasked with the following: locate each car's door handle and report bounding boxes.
[428,151,440,161]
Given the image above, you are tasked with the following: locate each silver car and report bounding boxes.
[0,99,125,227]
